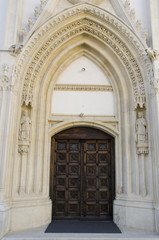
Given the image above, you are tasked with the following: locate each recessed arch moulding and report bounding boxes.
[10,3,156,233]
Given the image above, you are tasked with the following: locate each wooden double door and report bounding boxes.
[50,127,115,220]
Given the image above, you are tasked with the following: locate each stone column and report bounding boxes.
[18,144,29,195]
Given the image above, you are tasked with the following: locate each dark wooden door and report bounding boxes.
[50,128,115,220]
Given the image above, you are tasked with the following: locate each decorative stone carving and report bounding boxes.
[136,20,142,32]
[124,0,130,11]
[0,65,13,91]
[21,28,28,39]
[0,75,10,90]
[16,4,153,106]
[79,113,84,118]
[9,44,23,56]
[40,0,47,8]
[19,110,31,142]
[22,93,33,107]
[146,48,159,61]
[34,6,41,18]
[142,31,148,43]
[54,84,113,92]
[135,111,148,155]
[123,0,148,44]
[68,0,104,4]
[3,64,9,76]
[130,9,135,21]
[28,17,35,29]
[11,65,18,86]
[135,96,146,109]
[18,145,29,154]
[21,18,146,107]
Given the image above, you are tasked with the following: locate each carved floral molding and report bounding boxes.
[54,84,113,92]
[16,4,153,107]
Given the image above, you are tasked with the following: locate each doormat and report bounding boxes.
[45,221,121,233]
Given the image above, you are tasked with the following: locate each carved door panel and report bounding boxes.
[83,140,113,218]
[50,128,114,220]
[52,140,81,218]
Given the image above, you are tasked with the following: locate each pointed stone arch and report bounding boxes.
[16,3,152,109]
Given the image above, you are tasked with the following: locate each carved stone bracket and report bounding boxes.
[136,143,148,155]
[9,44,23,57]
[18,144,29,154]
[146,48,159,62]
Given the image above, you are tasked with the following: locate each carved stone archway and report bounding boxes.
[10,2,155,233]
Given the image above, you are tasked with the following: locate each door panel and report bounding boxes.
[50,128,114,220]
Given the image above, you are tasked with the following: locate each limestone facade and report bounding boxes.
[0,0,159,237]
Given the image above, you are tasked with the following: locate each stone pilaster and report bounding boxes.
[0,64,18,238]
[148,0,159,232]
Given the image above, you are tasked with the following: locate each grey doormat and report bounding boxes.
[45,221,121,233]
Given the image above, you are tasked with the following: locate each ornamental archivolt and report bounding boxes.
[68,0,104,4]
[17,3,153,107]
[22,19,146,108]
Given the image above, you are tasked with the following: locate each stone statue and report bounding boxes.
[135,112,147,144]
[19,110,31,141]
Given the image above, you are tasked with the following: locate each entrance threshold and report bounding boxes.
[45,220,121,233]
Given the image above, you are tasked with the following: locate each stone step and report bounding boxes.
[2,225,159,240]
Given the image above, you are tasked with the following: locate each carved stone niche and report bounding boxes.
[135,109,148,155]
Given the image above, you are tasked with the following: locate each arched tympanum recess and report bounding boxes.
[48,120,119,139]
[16,2,152,109]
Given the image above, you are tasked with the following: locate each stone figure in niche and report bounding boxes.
[19,110,31,141]
[135,112,147,144]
